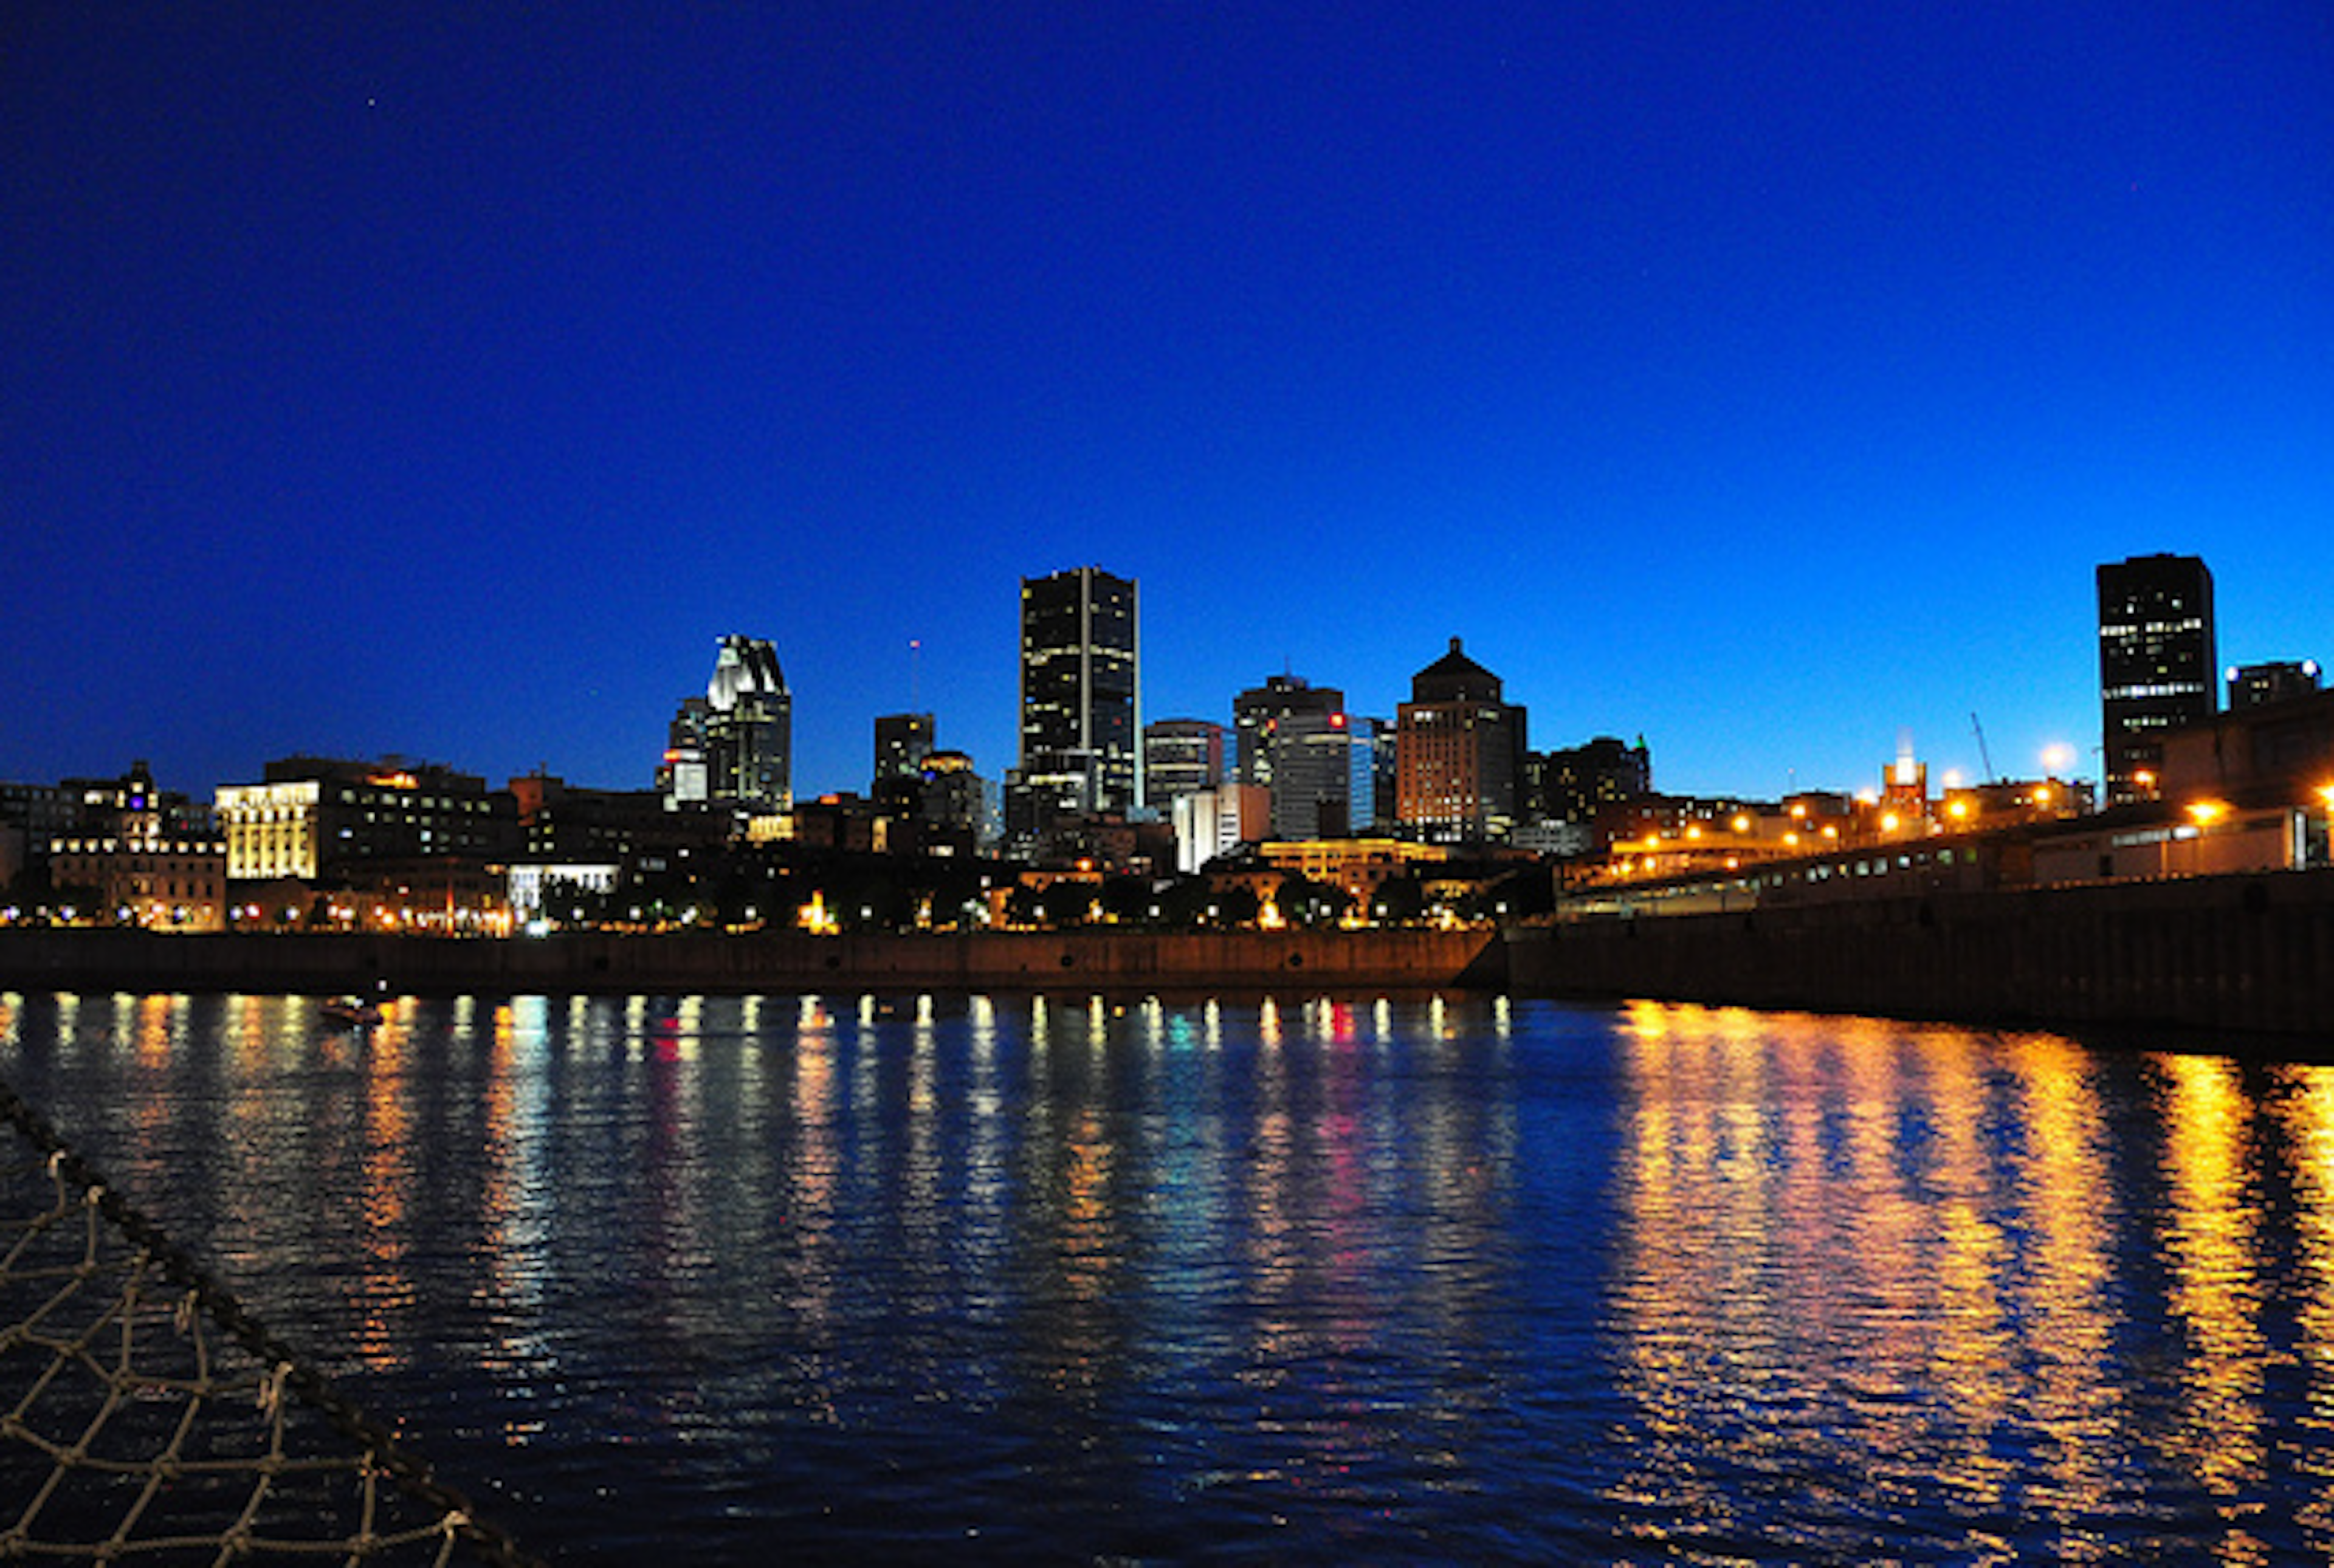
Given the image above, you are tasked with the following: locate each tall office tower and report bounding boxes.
[1271,709,1360,839]
[2097,554,2214,803]
[1397,638,1527,842]
[705,635,793,816]
[2227,659,2321,710]
[875,712,936,783]
[1231,675,1340,789]
[1144,718,1225,811]
[1017,566,1140,820]
[1231,676,1354,839]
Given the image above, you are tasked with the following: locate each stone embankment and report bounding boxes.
[4,868,2329,1039]
[0,926,1505,997]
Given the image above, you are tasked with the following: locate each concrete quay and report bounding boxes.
[1512,865,2334,1040]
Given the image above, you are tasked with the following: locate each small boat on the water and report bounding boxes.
[320,995,384,1028]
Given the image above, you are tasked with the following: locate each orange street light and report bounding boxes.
[2186,800,2228,828]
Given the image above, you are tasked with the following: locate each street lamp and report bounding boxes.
[2184,799,2228,876]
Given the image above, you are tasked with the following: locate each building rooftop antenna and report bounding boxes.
[909,639,922,712]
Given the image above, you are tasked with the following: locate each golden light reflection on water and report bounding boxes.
[478,996,554,1429]
[2153,1053,2273,1563]
[351,1006,415,1371]
[2275,1065,2334,1543]
[1605,1002,2333,1561]
[783,997,841,1355]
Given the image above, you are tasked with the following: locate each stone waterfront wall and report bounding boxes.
[0,926,1506,997]
[5,870,2330,1039]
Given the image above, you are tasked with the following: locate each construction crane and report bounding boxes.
[1970,712,1997,783]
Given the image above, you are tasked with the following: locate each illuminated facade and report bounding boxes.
[1016,566,1139,823]
[1880,735,1929,822]
[2098,553,2215,803]
[1172,783,1270,875]
[704,635,792,816]
[1258,836,1447,907]
[46,763,225,928]
[1397,638,1526,842]
[215,758,512,881]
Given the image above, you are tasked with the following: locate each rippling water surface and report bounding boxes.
[3,989,2332,1564]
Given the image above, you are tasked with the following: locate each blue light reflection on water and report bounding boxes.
[2,989,2333,1564]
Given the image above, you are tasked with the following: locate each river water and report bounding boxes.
[2,989,2330,1564]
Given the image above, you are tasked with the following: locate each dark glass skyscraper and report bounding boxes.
[1231,675,1352,839]
[1016,566,1139,822]
[2097,554,2214,803]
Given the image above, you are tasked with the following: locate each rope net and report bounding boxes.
[0,1082,539,1566]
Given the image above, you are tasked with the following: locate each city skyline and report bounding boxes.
[6,5,2328,802]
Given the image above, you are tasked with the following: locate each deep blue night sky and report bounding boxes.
[6,4,2329,803]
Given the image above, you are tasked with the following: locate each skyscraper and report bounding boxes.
[1397,638,1526,842]
[704,635,792,817]
[2097,554,2214,803]
[1231,675,1354,839]
[1015,566,1139,827]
